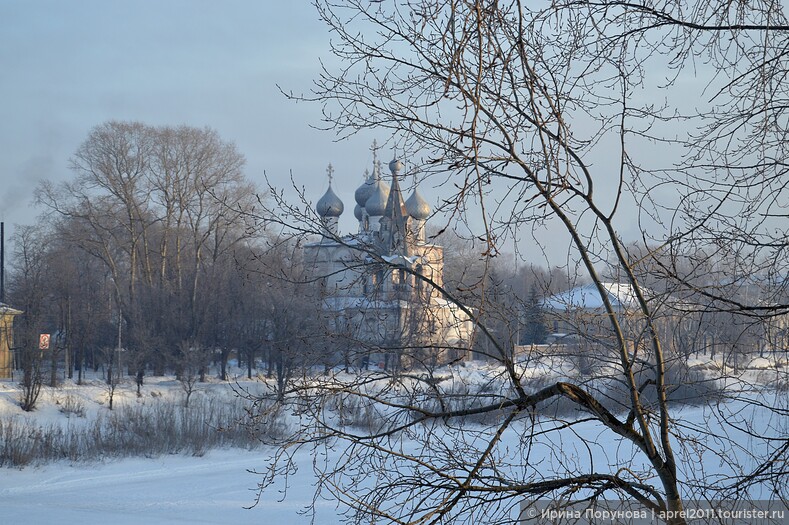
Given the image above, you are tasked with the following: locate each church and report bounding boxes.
[304,154,474,369]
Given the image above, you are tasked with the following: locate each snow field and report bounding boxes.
[0,355,784,523]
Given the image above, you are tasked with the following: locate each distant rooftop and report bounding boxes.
[540,282,646,312]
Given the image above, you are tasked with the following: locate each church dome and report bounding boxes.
[316,185,344,217]
[354,173,376,207]
[354,203,363,221]
[405,188,431,220]
[389,158,404,175]
[365,180,390,217]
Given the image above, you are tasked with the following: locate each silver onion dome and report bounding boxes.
[316,185,344,217]
[405,188,431,220]
[354,173,376,207]
[365,179,390,217]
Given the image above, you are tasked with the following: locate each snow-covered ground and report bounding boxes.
[0,355,784,524]
[0,373,346,524]
[0,449,344,524]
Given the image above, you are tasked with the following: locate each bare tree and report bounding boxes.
[260,247,326,402]
[247,1,789,524]
[8,225,52,411]
[176,340,211,408]
[36,121,260,379]
[99,345,123,411]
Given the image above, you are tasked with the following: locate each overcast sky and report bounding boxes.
[0,1,390,245]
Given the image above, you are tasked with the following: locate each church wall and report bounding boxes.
[411,243,444,290]
[305,242,367,297]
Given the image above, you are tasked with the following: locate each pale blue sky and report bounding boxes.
[0,0,382,241]
[0,1,682,268]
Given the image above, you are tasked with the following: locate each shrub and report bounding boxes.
[57,395,86,418]
[0,390,280,468]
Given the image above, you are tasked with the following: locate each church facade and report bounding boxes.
[304,156,473,369]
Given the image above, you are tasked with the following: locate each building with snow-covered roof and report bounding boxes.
[540,282,644,313]
[540,279,789,367]
[539,281,665,363]
[305,151,473,370]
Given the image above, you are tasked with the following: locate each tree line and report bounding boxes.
[5,122,332,403]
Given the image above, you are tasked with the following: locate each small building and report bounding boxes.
[539,282,661,357]
[541,282,641,333]
[0,303,22,379]
[305,154,474,369]
[541,279,789,366]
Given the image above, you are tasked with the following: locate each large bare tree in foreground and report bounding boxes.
[252,1,789,524]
